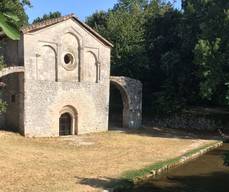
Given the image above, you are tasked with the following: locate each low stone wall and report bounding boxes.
[151,112,229,132]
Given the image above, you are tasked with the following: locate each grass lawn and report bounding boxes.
[0,127,218,192]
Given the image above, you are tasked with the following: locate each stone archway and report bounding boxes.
[110,76,142,129]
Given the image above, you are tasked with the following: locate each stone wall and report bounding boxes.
[150,111,229,132]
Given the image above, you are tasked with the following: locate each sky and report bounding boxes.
[26,0,181,23]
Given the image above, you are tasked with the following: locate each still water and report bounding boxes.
[133,143,229,192]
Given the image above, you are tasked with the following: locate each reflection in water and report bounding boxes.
[132,143,229,192]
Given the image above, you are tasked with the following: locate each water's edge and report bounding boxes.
[106,140,223,192]
[134,141,223,182]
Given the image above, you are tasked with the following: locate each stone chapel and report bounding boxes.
[0,14,142,137]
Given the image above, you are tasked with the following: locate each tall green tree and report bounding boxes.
[86,0,148,79]
[87,0,229,114]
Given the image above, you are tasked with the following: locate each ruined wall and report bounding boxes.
[110,76,142,129]
[23,19,111,137]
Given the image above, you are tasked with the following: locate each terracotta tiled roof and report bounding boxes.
[21,13,113,47]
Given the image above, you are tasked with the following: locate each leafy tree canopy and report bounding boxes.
[87,0,229,114]
[33,11,62,24]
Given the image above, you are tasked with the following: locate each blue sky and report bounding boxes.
[26,0,181,23]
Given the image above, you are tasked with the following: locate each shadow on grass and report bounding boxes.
[75,176,134,192]
[109,125,222,141]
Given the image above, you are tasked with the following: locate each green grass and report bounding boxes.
[122,157,180,181]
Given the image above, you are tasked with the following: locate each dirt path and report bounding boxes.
[0,127,218,192]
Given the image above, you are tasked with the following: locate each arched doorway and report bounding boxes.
[59,105,78,136]
[59,113,72,136]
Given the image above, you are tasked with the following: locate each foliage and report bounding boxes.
[0,97,7,113]
[0,56,7,113]
[86,0,148,79]
[191,0,229,106]
[87,0,229,114]
[33,11,62,23]
[0,0,30,27]
[194,39,222,101]
[0,13,20,40]
[0,0,30,40]
[0,56,6,71]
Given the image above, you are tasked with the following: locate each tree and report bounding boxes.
[87,0,229,114]
[0,0,31,40]
[114,0,149,11]
[86,11,109,37]
[0,12,20,40]
[188,0,229,106]
[33,11,62,23]
[86,0,148,79]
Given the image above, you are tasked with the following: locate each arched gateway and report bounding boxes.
[110,76,142,129]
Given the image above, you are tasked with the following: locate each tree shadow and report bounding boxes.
[109,125,222,141]
[75,176,133,191]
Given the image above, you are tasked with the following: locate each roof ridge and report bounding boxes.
[21,13,75,33]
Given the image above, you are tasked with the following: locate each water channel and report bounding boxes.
[132,143,229,192]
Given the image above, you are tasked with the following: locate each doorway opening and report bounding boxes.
[109,82,128,129]
[59,113,72,136]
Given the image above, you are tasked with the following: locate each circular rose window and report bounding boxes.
[62,52,76,70]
